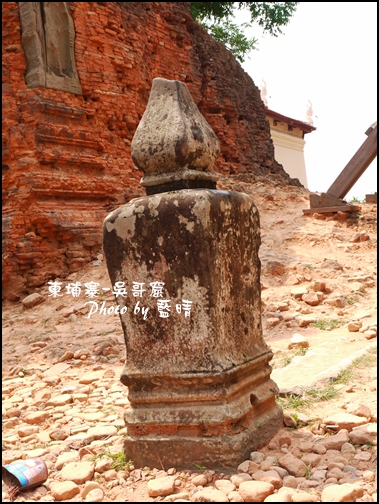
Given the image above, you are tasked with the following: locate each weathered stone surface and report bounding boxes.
[87,425,118,439]
[190,488,228,501]
[314,431,350,450]
[104,189,282,468]
[85,488,104,502]
[214,479,236,494]
[279,453,307,477]
[147,476,176,497]
[321,483,364,502]
[192,474,208,487]
[18,425,39,437]
[290,287,308,298]
[50,481,80,501]
[302,292,321,306]
[238,481,275,502]
[250,451,265,464]
[21,292,45,308]
[323,413,368,431]
[301,453,321,468]
[228,491,245,502]
[19,2,82,94]
[60,461,95,484]
[230,473,253,487]
[258,470,283,489]
[264,493,292,502]
[23,411,50,424]
[292,492,319,502]
[55,451,80,470]
[132,78,220,181]
[345,403,372,418]
[2,2,296,301]
[348,321,362,332]
[81,481,104,499]
[46,394,73,407]
[348,423,377,445]
[288,333,309,349]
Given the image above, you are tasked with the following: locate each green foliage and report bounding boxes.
[272,346,308,369]
[304,465,311,479]
[332,347,376,386]
[346,294,360,305]
[190,2,298,62]
[107,450,132,471]
[310,319,344,331]
[277,385,339,411]
[90,447,132,472]
[349,196,366,203]
[194,463,207,470]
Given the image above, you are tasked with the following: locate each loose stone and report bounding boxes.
[50,481,80,501]
[279,453,307,477]
[191,488,229,501]
[85,488,104,502]
[238,481,274,502]
[191,474,208,487]
[60,461,95,484]
[147,476,176,497]
[321,483,364,502]
[230,473,252,487]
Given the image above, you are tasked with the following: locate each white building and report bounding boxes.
[265,108,316,188]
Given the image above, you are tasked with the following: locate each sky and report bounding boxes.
[236,2,377,201]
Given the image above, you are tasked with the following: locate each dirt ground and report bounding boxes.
[2,178,377,501]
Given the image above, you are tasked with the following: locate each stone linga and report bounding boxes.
[103,77,283,470]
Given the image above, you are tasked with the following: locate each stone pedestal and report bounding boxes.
[103,188,282,469]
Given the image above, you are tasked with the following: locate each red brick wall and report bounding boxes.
[2,2,295,301]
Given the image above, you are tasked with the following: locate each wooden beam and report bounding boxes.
[303,205,359,215]
[327,125,377,199]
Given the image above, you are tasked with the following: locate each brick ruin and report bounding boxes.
[2,2,300,301]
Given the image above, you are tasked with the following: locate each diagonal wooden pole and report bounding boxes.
[327,123,377,199]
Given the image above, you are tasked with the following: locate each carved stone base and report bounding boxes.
[124,407,282,470]
[122,354,283,469]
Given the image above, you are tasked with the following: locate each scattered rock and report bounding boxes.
[50,481,80,501]
[346,403,372,419]
[147,476,175,497]
[21,293,45,308]
[85,488,104,502]
[230,473,252,487]
[23,411,50,424]
[55,451,80,470]
[290,287,308,299]
[214,479,236,494]
[288,333,309,349]
[192,474,208,487]
[348,423,377,445]
[315,431,350,450]
[46,394,73,407]
[60,461,95,484]
[348,321,362,332]
[302,292,321,306]
[87,425,118,439]
[323,413,368,431]
[250,452,265,464]
[279,453,307,477]
[258,470,282,489]
[18,425,39,437]
[238,481,274,502]
[81,481,105,499]
[283,412,298,428]
[191,488,229,501]
[321,483,364,502]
